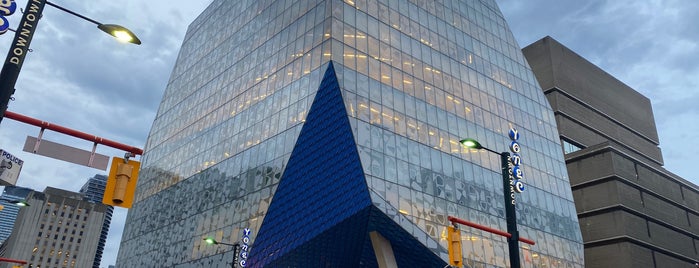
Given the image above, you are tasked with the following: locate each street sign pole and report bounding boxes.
[0,0,47,124]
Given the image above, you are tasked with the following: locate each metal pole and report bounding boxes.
[45,0,100,26]
[4,110,144,155]
[0,0,47,124]
[501,151,520,268]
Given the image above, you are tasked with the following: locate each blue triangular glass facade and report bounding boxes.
[248,63,373,266]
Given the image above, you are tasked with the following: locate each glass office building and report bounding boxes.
[0,186,32,244]
[79,175,113,268]
[0,187,109,268]
[117,0,584,267]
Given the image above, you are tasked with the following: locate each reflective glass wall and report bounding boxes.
[117,0,584,267]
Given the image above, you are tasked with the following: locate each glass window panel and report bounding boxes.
[397,159,410,186]
[398,185,412,215]
[385,156,397,184]
[358,146,372,176]
[369,101,382,125]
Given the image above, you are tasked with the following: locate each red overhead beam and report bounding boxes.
[4,110,143,155]
[448,216,536,245]
[0,257,28,264]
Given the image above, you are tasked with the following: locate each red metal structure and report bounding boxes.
[4,110,143,155]
[448,216,535,245]
[0,257,27,265]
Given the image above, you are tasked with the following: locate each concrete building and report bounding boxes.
[0,186,32,244]
[523,36,699,267]
[79,174,113,268]
[0,187,109,268]
[117,1,584,267]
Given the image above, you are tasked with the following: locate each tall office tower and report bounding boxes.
[79,174,113,268]
[0,187,108,268]
[118,1,584,267]
[0,186,33,244]
[524,36,699,267]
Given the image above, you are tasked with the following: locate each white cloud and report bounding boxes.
[0,1,211,266]
[499,0,699,184]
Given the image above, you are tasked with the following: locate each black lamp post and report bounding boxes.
[204,237,241,268]
[0,0,140,125]
[459,138,522,268]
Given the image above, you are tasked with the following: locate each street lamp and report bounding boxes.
[44,1,141,45]
[459,135,523,268]
[203,237,240,268]
[0,197,30,210]
[0,0,141,125]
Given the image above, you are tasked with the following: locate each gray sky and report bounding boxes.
[0,1,211,266]
[499,0,698,184]
[0,1,696,267]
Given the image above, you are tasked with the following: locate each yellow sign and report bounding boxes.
[103,157,140,208]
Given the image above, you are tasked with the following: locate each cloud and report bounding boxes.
[499,0,699,183]
[0,0,211,266]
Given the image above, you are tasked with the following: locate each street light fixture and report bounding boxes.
[45,1,141,45]
[459,135,523,268]
[203,237,239,247]
[12,200,29,207]
[203,238,240,268]
[0,197,30,209]
[0,0,141,125]
[459,138,498,154]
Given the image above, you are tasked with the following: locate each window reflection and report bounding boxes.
[131,0,583,267]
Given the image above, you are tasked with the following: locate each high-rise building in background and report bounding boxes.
[0,187,108,268]
[79,174,113,268]
[0,186,33,244]
[524,36,699,267]
[118,0,584,267]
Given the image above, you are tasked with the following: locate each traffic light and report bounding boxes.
[447,226,463,268]
[103,156,140,208]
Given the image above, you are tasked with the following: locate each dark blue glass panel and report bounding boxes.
[247,62,448,267]
[248,62,373,267]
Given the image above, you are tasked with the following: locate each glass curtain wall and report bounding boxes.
[117,0,584,267]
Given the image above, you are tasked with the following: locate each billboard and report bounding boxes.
[0,149,23,186]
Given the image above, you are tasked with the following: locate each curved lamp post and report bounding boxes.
[459,138,499,154]
[459,138,521,268]
[0,0,141,125]
[203,238,240,268]
[45,1,141,45]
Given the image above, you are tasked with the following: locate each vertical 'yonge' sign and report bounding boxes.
[508,128,525,197]
[239,228,251,267]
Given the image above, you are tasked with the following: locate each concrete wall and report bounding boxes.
[524,36,699,267]
[567,147,699,267]
[523,36,659,149]
[548,91,663,164]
